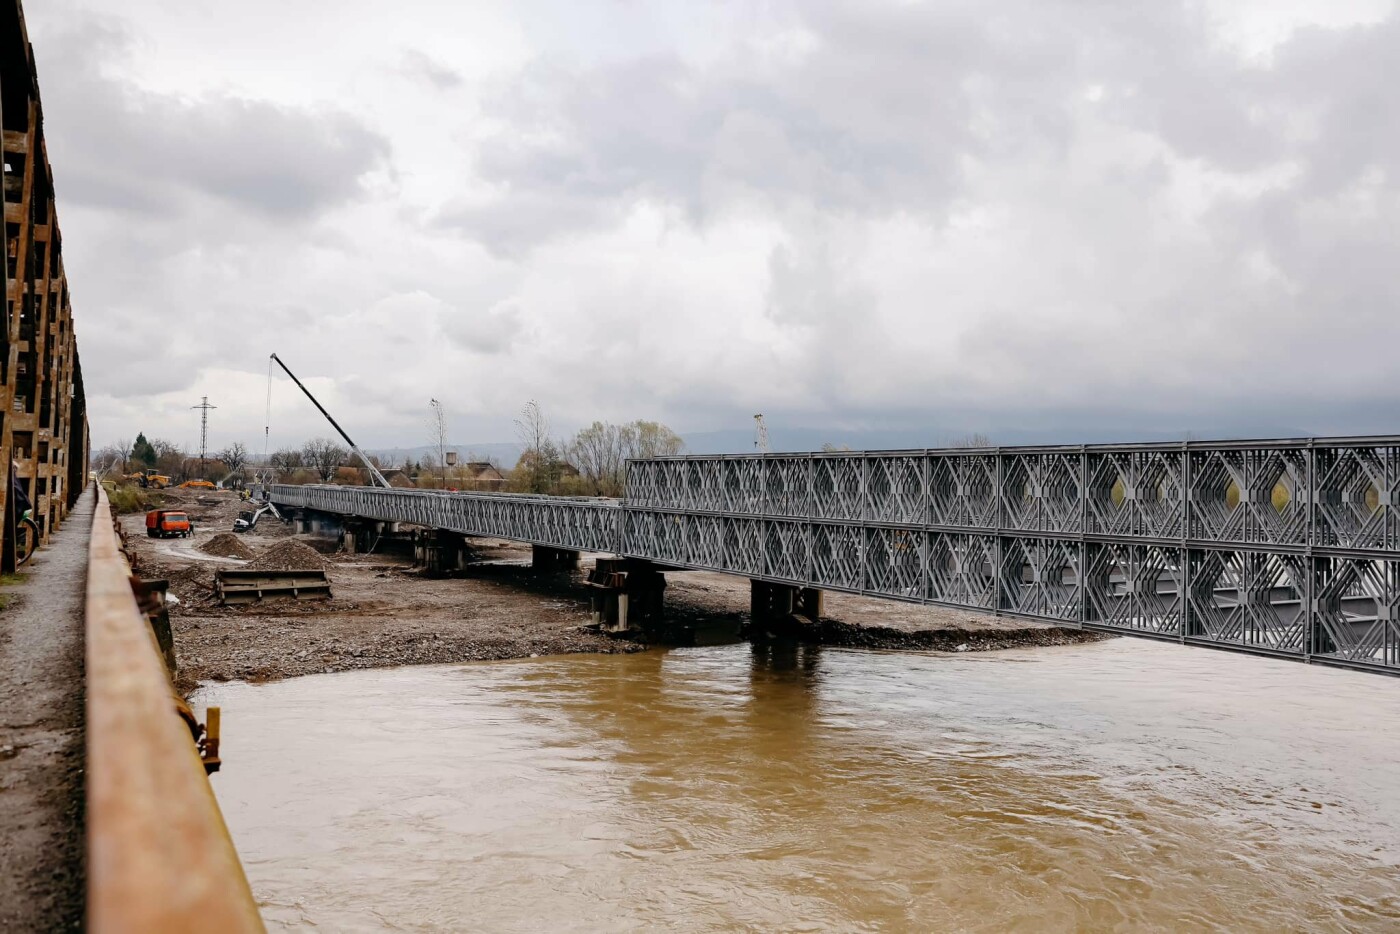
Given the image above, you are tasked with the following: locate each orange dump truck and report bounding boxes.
[145,509,193,538]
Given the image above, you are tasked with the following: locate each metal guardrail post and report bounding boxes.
[86,483,264,933]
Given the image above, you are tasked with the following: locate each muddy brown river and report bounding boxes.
[197,638,1400,931]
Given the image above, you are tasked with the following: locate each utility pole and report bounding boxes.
[192,395,217,478]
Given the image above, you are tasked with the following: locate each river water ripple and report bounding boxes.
[197,637,1400,932]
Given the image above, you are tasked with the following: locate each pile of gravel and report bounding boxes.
[247,540,327,572]
[198,532,255,560]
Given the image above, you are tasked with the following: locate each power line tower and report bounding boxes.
[192,395,217,476]
[753,413,770,454]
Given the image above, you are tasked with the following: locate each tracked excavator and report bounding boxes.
[233,500,282,533]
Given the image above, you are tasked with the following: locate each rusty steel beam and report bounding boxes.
[85,483,263,933]
[2,0,90,569]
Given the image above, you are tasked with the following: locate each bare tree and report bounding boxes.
[514,400,564,493]
[95,442,131,476]
[515,400,549,459]
[270,448,305,478]
[111,438,132,474]
[820,442,852,452]
[428,398,448,487]
[218,442,249,479]
[302,437,348,482]
[567,419,685,496]
[950,433,993,448]
[568,421,628,495]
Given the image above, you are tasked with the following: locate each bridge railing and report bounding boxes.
[86,483,262,931]
[269,484,622,553]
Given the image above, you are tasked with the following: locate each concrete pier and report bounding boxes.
[749,580,824,628]
[587,558,666,633]
[419,530,471,576]
[531,545,580,572]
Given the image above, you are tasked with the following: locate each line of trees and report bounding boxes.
[96,399,687,496]
[268,438,351,483]
[513,400,684,496]
[93,434,253,484]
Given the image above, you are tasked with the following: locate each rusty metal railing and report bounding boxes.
[85,483,264,932]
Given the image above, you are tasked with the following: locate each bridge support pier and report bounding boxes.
[750,581,824,630]
[532,545,580,572]
[295,509,341,537]
[344,519,400,554]
[587,557,665,633]
[419,530,470,576]
[341,519,367,554]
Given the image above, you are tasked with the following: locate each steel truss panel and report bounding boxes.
[812,457,862,520]
[765,520,810,581]
[1187,548,1308,655]
[1313,444,1400,551]
[866,454,925,525]
[685,513,725,568]
[1311,556,1400,668]
[1003,452,1083,534]
[811,523,863,590]
[927,532,998,608]
[765,457,811,518]
[1085,543,1184,635]
[1000,537,1082,622]
[724,516,764,576]
[863,526,923,599]
[929,455,999,529]
[1085,450,1185,538]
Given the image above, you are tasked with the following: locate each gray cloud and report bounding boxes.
[42,19,389,222]
[400,50,465,90]
[22,0,1400,450]
[439,298,524,354]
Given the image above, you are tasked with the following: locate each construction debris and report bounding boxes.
[247,540,328,573]
[198,533,255,560]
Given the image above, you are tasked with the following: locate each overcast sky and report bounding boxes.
[25,0,1400,454]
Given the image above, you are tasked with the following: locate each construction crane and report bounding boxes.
[754,413,770,454]
[268,353,392,489]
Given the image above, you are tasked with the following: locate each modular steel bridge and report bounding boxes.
[272,434,1400,676]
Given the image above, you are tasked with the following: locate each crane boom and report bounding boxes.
[269,353,392,489]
